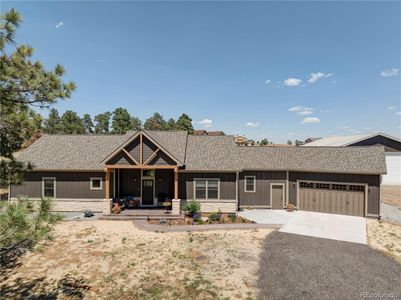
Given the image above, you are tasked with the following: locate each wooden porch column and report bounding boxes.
[105,169,110,199]
[174,168,179,199]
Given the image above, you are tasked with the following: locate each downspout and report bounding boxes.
[236,171,239,211]
[286,171,289,207]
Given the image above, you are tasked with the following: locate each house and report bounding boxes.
[304,137,321,144]
[193,130,225,136]
[304,132,401,186]
[234,135,247,145]
[10,130,386,218]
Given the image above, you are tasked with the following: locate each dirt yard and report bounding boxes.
[1,220,273,300]
[367,219,401,264]
[381,185,401,208]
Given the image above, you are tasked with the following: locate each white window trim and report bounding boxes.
[42,177,56,198]
[90,177,103,190]
[244,176,256,193]
[193,178,220,200]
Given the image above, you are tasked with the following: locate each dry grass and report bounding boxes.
[367,219,401,264]
[381,185,401,208]
[1,220,273,299]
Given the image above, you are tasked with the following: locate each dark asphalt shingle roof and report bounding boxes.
[184,135,387,174]
[17,131,387,174]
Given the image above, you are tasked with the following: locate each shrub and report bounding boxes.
[228,214,237,222]
[183,201,200,217]
[83,209,94,218]
[208,212,220,222]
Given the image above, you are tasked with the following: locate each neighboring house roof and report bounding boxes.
[193,130,207,136]
[17,130,387,174]
[303,132,401,147]
[207,131,225,136]
[193,130,225,136]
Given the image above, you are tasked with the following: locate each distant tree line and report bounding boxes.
[41,108,194,135]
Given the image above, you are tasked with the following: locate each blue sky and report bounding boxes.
[3,1,401,142]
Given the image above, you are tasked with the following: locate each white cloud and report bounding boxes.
[246,122,260,127]
[387,106,396,110]
[301,117,320,124]
[198,119,213,128]
[381,68,400,77]
[265,79,271,84]
[288,106,303,112]
[55,21,64,29]
[283,78,302,87]
[339,126,350,130]
[288,106,314,115]
[396,111,401,115]
[307,72,333,84]
[298,110,313,115]
[288,132,295,136]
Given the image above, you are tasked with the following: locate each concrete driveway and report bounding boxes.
[239,209,366,244]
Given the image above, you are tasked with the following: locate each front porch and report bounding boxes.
[102,130,182,216]
[103,166,181,215]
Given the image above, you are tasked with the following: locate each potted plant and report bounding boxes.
[162,201,172,211]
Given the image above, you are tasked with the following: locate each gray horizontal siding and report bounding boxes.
[10,172,105,199]
[239,171,286,207]
[288,172,380,216]
[118,169,141,197]
[179,173,236,200]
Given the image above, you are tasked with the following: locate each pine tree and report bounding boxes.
[44,108,62,134]
[176,113,194,133]
[144,113,167,130]
[111,107,132,134]
[130,117,142,130]
[94,112,112,133]
[82,114,94,134]
[60,110,85,134]
[0,9,75,186]
[166,118,176,130]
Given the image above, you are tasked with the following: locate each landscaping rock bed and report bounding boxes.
[148,213,252,226]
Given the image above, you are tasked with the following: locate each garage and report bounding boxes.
[298,181,365,217]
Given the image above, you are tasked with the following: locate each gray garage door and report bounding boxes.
[299,182,365,217]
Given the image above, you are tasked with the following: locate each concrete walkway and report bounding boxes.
[381,203,401,224]
[133,219,280,232]
[239,209,367,244]
[239,209,296,224]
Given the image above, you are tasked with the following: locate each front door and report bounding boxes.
[142,179,154,205]
[271,185,284,209]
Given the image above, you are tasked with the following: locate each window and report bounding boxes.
[42,177,56,198]
[349,185,364,192]
[90,177,103,190]
[300,182,314,188]
[194,179,219,200]
[244,176,256,192]
[142,170,155,177]
[315,183,330,190]
[332,184,347,191]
